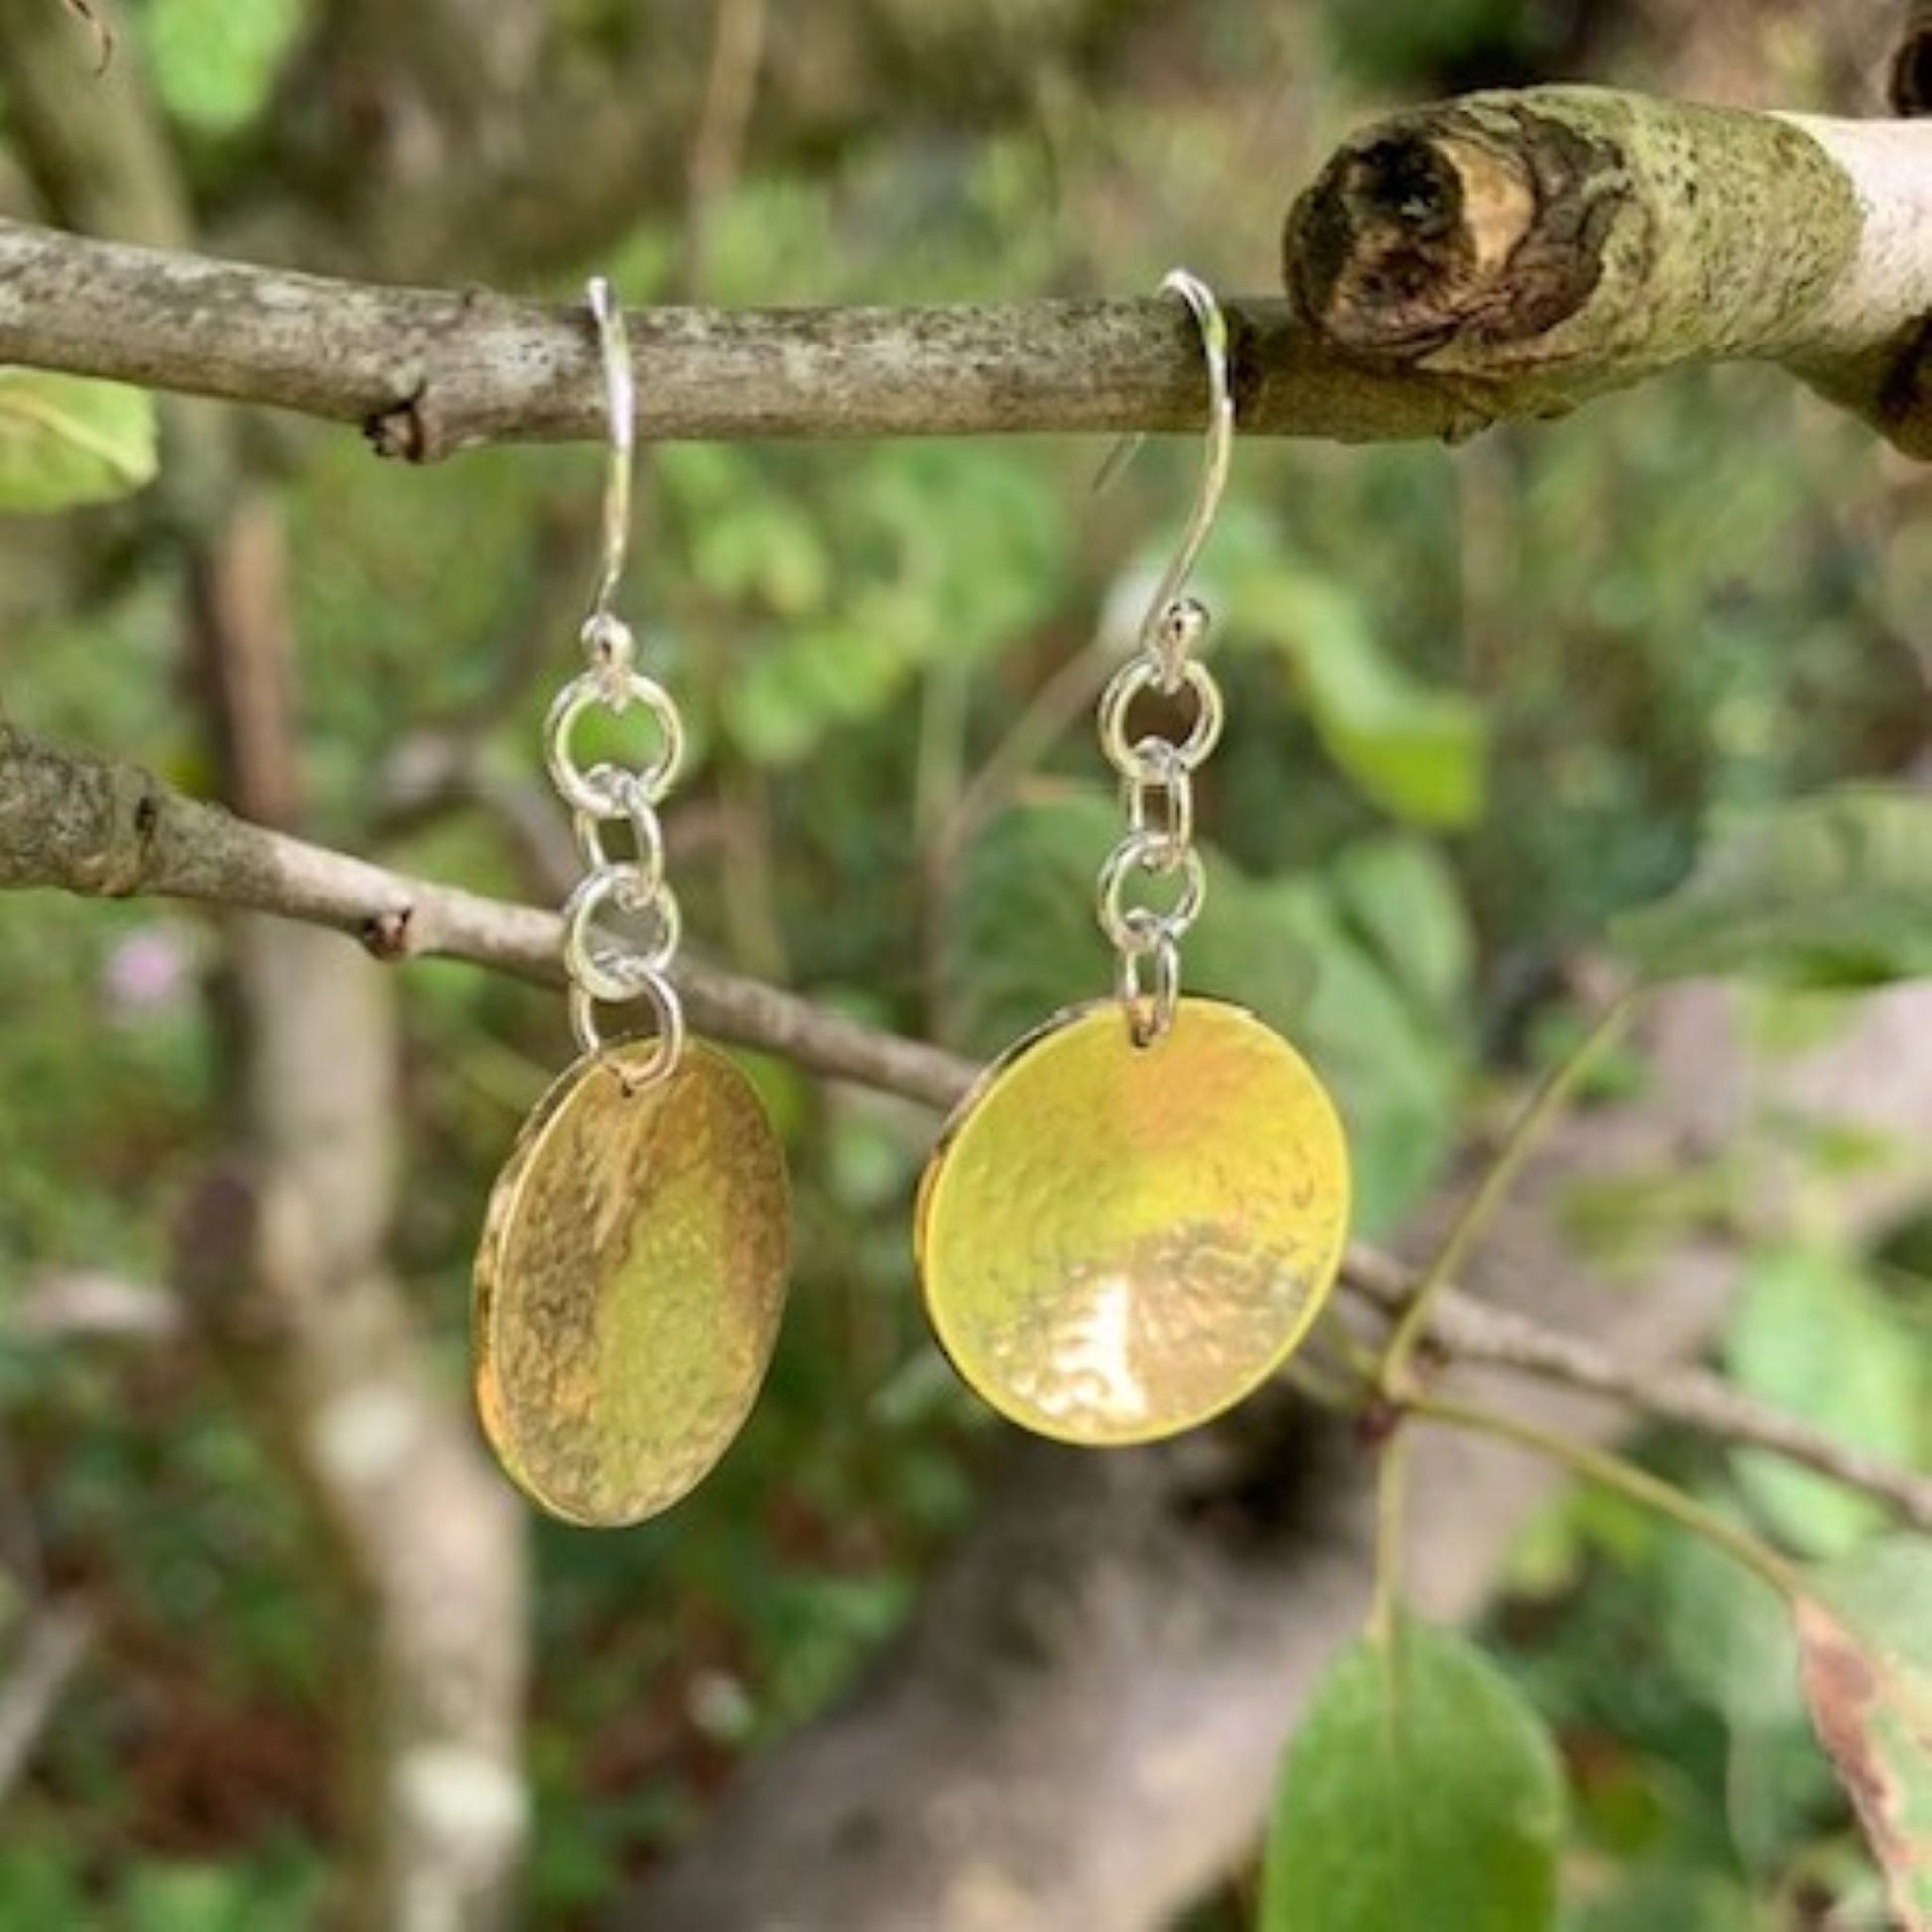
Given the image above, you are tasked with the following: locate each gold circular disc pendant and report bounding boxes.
[915,997,1349,1446]
[474,1038,789,1526]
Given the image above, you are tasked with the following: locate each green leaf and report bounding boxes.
[1314,688,1487,831]
[1260,885,1462,1234]
[939,789,1116,1053]
[1796,1538,1932,1930]
[1330,834,1475,1023]
[1658,1520,1804,1734]
[144,0,302,136]
[724,618,908,766]
[0,1840,89,1923]
[0,371,157,512]
[1262,1619,1566,1932]
[1570,1867,1763,1932]
[1326,0,1536,88]
[1613,790,1932,988]
[687,483,831,616]
[126,1863,263,1932]
[1226,563,1487,829]
[1725,1245,1921,1559]
[709,442,1067,767]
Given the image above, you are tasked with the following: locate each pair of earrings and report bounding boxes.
[474,273,1352,1528]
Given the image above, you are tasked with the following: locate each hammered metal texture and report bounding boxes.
[474,1038,789,1526]
[916,998,1349,1446]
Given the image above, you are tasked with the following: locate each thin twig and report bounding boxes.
[10,1270,183,1343]
[1378,994,1634,1393]
[939,617,1121,863]
[1412,1394,1804,1598]
[0,1600,95,1804]
[673,0,767,300]
[1367,1434,1410,1649]
[0,221,1360,454]
[0,720,972,1110]
[922,609,1119,1026]
[1350,1256,1932,1532]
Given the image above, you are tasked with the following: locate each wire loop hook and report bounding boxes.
[1136,269,1233,653]
[585,276,635,627]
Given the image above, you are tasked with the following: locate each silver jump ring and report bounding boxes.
[1123,746,1194,856]
[1098,657,1224,781]
[569,972,685,1087]
[546,670,686,814]
[572,780,668,895]
[563,870,682,1001]
[1117,929,1180,1048]
[1097,835,1206,952]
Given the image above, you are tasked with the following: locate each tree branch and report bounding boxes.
[0,718,971,1106]
[0,225,1448,456]
[0,1599,95,1805]
[0,89,1930,458]
[0,7,537,1898]
[5,719,1927,1532]
[175,502,530,1926]
[1344,1249,1932,1531]
[0,0,188,246]
[1286,88,1932,457]
[9,1270,183,1344]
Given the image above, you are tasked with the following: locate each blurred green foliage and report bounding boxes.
[1725,1244,1922,1559]
[1319,0,1546,89]
[0,373,157,514]
[3,1,1930,1926]
[145,0,299,135]
[1615,789,1932,987]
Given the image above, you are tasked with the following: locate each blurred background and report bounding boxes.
[1,1,1929,1926]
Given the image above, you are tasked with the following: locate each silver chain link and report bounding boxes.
[1094,597,1225,1047]
[545,280,688,1089]
[1091,268,1234,1050]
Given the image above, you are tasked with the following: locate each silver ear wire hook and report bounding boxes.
[1138,269,1232,665]
[544,275,688,1083]
[1093,270,1234,505]
[1090,267,1233,1050]
[585,276,635,644]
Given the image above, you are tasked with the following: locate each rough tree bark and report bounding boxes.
[1288,89,1932,455]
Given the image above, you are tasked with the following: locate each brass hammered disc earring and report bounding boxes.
[915,270,1351,1447]
[473,279,790,1526]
